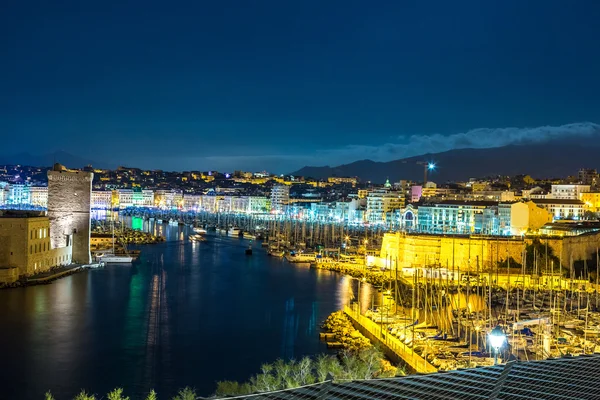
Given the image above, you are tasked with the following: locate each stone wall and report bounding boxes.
[380,231,600,272]
[47,168,93,264]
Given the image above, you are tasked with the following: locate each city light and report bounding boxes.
[428,163,436,170]
[488,325,506,365]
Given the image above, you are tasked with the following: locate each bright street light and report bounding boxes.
[428,163,436,170]
[488,325,506,365]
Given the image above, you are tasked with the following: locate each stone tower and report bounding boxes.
[47,163,93,264]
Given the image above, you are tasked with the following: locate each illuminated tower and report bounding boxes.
[47,163,93,264]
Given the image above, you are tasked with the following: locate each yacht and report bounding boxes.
[227,227,241,237]
[285,252,317,263]
[243,232,256,240]
[168,219,179,226]
[193,227,207,234]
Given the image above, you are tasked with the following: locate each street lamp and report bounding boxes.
[488,325,506,365]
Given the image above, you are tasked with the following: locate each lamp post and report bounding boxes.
[488,325,506,365]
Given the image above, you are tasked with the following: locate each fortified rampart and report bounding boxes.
[381,232,600,272]
[47,164,93,264]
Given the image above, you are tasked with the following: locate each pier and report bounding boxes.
[24,263,102,285]
[344,304,438,374]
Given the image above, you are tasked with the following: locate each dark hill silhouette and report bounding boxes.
[292,143,600,183]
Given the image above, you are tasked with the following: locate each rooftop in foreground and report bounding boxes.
[215,355,600,400]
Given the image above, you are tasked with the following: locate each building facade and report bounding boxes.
[0,212,72,282]
[531,198,585,220]
[271,185,290,212]
[366,189,404,224]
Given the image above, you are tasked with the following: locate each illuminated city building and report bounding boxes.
[271,185,290,212]
[0,211,73,283]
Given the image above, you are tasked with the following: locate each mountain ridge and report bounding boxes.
[291,143,600,183]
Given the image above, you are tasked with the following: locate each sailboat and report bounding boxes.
[100,218,133,263]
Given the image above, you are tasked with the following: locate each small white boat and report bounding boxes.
[100,254,133,263]
[193,227,207,234]
[285,252,317,263]
[168,219,179,226]
[243,232,256,240]
[227,228,241,237]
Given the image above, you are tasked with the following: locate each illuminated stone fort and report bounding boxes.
[47,163,93,264]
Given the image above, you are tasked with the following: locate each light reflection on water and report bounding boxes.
[0,221,345,399]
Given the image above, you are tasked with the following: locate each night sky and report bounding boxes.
[2,1,600,173]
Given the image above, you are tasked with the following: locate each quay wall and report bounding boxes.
[381,232,600,271]
[344,305,437,374]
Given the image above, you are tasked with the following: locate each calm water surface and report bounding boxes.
[0,222,351,399]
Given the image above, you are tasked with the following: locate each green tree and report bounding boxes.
[145,390,158,400]
[107,388,129,400]
[73,391,96,400]
[44,392,55,400]
[172,387,196,400]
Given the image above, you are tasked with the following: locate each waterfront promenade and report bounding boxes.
[344,304,438,374]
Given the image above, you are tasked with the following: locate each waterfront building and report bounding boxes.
[201,195,217,213]
[47,163,93,264]
[416,200,498,234]
[550,184,591,200]
[231,196,250,213]
[0,211,73,283]
[531,198,585,220]
[497,201,552,235]
[91,190,113,209]
[154,189,183,209]
[29,186,48,208]
[366,189,404,224]
[0,184,6,206]
[117,189,134,208]
[132,189,154,207]
[581,192,600,213]
[271,185,290,212]
[7,184,30,206]
[247,196,268,213]
[217,196,232,213]
[183,194,202,211]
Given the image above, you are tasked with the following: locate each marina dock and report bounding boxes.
[25,263,103,285]
[344,304,438,374]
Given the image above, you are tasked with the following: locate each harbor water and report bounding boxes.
[0,218,349,399]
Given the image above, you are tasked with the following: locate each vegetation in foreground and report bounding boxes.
[44,388,193,400]
[215,346,402,397]
[43,347,402,399]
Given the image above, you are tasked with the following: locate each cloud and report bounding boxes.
[128,122,600,173]
[318,122,600,164]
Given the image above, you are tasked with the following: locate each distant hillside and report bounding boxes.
[291,143,600,183]
[0,151,114,169]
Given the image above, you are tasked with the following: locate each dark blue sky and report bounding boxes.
[2,1,600,172]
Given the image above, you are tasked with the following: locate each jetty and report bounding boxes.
[344,304,438,374]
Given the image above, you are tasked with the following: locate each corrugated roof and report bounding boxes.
[217,355,600,400]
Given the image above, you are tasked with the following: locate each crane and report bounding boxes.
[415,161,436,185]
